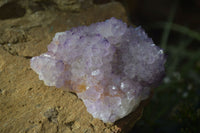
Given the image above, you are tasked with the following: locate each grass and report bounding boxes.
[133,26,200,133]
[133,1,200,132]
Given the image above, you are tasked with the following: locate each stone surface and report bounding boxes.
[0,0,92,14]
[53,0,93,11]
[0,1,152,133]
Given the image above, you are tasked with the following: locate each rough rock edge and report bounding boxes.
[0,1,151,133]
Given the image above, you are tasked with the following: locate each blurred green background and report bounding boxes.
[108,0,200,132]
[94,0,200,132]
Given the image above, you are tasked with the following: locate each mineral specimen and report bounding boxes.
[30,17,166,123]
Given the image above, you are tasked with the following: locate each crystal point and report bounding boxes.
[30,17,166,123]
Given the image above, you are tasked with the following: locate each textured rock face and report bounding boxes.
[30,17,166,123]
[0,1,147,132]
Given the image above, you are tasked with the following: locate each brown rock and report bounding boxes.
[53,0,93,11]
[0,1,150,133]
[0,53,5,71]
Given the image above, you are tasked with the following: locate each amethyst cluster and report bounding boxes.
[30,17,166,123]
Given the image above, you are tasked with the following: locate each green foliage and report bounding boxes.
[133,6,200,132]
[172,103,200,133]
[134,26,200,133]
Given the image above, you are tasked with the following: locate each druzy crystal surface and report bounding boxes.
[30,17,166,123]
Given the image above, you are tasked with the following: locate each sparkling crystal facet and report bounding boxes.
[30,17,166,123]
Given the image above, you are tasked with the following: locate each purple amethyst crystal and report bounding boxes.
[30,17,166,123]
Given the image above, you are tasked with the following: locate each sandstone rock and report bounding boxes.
[53,0,93,11]
[0,53,5,71]
[0,1,149,133]
[0,0,92,15]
